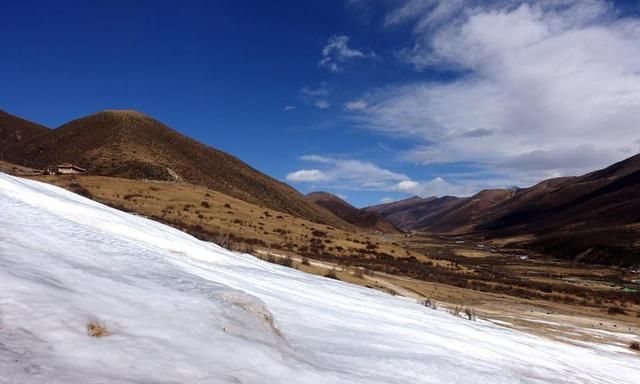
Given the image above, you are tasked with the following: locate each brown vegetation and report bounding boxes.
[87,321,109,338]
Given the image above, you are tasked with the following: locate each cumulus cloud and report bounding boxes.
[319,35,375,72]
[379,197,395,204]
[351,0,640,183]
[286,169,329,182]
[286,154,481,196]
[287,155,407,187]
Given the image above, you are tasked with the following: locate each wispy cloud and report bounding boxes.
[344,99,368,111]
[348,0,640,183]
[302,83,329,97]
[284,105,295,112]
[286,154,487,196]
[319,35,375,72]
[314,100,330,109]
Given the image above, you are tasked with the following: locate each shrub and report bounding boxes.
[279,256,294,268]
[201,201,210,208]
[630,341,640,351]
[213,232,232,249]
[301,257,311,266]
[311,230,327,238]
[68,181,94,199]
[464,308,476,321]
[324,269,339,280]
[421,298,438,310]
[448,304,476,321]
[607,306,626,315]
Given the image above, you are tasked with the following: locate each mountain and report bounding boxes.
[0,110,49,155]
[305,191,402,233]
[4,110,347,228]
[365,196,460,231]
[2,172,636,383]
[368,154,640,265]
[413,189,515,234]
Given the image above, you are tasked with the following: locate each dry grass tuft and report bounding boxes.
[87,321,109,338]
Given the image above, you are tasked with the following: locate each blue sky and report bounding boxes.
[2,1,640,207]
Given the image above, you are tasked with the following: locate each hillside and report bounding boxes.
[0,110,49,154]
[2,172,637,383]
[33,174,419,267]
[414,189,515,234]
[365,196,461,231]
[4,110,348,228]
[368,154,640,265]
[306,191,401,233]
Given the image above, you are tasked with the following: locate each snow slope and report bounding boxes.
[0,172,637,384]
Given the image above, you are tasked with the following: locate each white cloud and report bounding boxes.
[302,83,328,97]
[352,0,640,182]
[392,180,420,191]
[286,155,484,197]
[302,83,331,109]
[319,35,375,72]
[380,197,395,204]
[344,100,368,111]
[314,100,331,109]
[286,169,329,182]
[284,105,295,112]
[287,155,408,187]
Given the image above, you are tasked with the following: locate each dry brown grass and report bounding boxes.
[34,175,436,268]
[87,321,109,338]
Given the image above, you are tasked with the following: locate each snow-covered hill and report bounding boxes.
[0,172,637,383]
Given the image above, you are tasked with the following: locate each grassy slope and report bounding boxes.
[8,110,349,229]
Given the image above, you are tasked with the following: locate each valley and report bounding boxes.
[15,170,639,352]
[1,107,639,357]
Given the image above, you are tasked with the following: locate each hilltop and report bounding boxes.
[3,110,347,228]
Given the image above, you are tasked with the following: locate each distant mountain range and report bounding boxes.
[0,109,348,229]
[366,155,640,265]
[305,191,401,234]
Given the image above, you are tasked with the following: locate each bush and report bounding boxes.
[448,304,476,321]
[324,269,339,280]
[421,298,438,310]
[213,232,232,249]
[301,257,311,266]
[607,306,626,315]
[630,341,640,351]
[201,201,210,208]
[279,256,294,268]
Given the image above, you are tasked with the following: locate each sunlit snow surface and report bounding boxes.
[0,173,637,384]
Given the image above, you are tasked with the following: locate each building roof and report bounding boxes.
[56,163,86,171]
